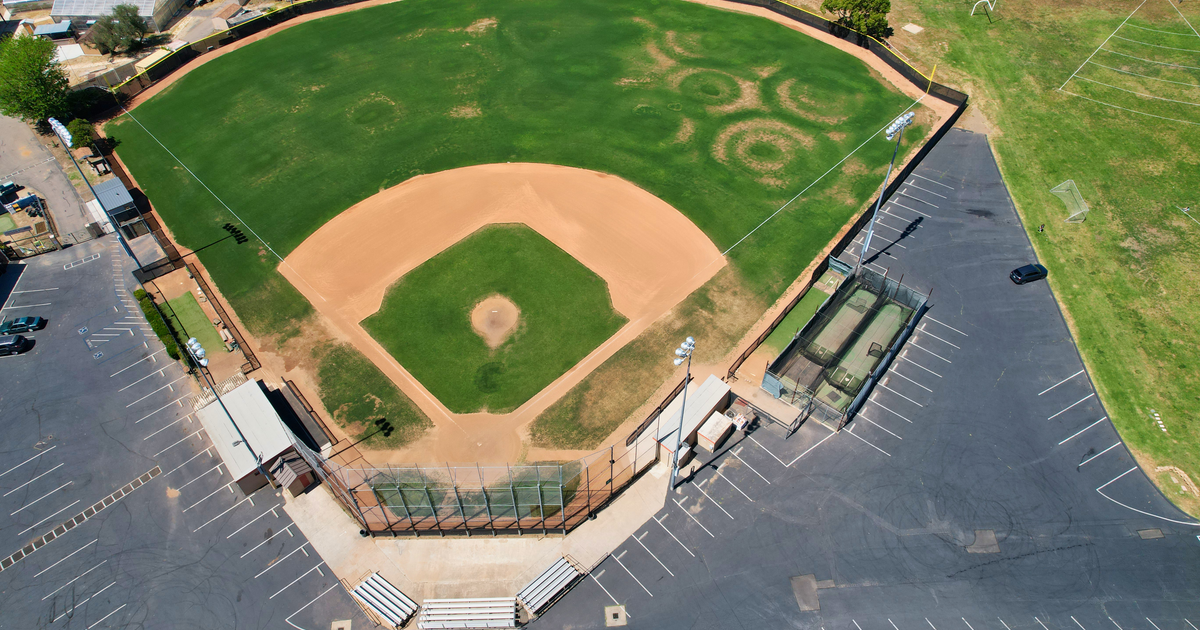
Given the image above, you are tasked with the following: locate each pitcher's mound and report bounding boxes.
[471,295,520,349]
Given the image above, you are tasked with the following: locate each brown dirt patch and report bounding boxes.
[673,117,696,144]
[449,103,481,118]
[776,77,848,125]
[664,30,704,57]
[471,294,520,349]
[464,17,497,34]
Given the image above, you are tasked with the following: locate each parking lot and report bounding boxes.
[533,129,1200,629]
[0,236,365,629]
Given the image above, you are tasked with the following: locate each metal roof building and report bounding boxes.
[51,0,185,32]
[195,380,297,494]
[91,177,135,214]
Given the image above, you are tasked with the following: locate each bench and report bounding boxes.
[517,556,583,615]
[417,597,518,629]
[351,573,419,629]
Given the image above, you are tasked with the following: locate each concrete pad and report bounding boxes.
[903,23,924,34]
[1138,528,1164,540]
[790,574,819,611]
[966,529,1000,553]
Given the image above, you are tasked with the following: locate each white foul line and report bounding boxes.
[1048,393,1095,420]
[1039,369,1086,396]
[1059,0,1148,90]
[1059,417,1108,445]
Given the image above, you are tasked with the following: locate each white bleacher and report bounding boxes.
[351,573,419,629]
[417,597,518,629]
[517,556,583,615]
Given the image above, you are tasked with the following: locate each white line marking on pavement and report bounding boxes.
[672,498,715,537]
[3,302,51,309]
[118,367,165,392]
[33,539,97,578]
[1048,393,1095,420]
[589,573,622,608]
[1059,417,1108,445]
[912,172,956,189]
[1036,617,1050,630]
[854,621,864,630]
[869,398,913,423]
[87,603,126,629]
[1079,442,1121,467]
[713,466,753,502]
[1,445,57,480]
[653,515,695,557]
[256,543,309,579]
[633,532,674,576]
[284,582,342,630]
[693,483,735,519]
[181,482,232,513]
[1039,369,1086,395]
[872,217,908,235]
[928,618,938,630]
[964,618,976,630]
[1000,619,1013,630]
[787,430,837,466]
[19,500,81,536]
[270,562,324,599]
[878,383,924,407]
[43,560,107,600]
[889,199,932,218]
[1185,620,1197,630]
[51,581,116,622]
[178,464,223,491]
[1073,616,1087,630]
[844,425,891,456]
[899,355,942,378]
[918,325,962,349]
[163,449,213,477]
[12,288,59,293]
[612,551,652,596]
[900,190,939,208]
[154,428,206,458]
[12,481,72,515]
[1109,617,1124,630]
[242,524,295,558]
[925,316,968,336]
[1098,466,1139,491]
[891,620,901,630]
[194,497,251,533]
[910,341,952,363]
[890,368,933,392]
[862,416,902,439]
[3,462,64,496]
[228,505,281,539]
[136,396,189,423]
[908,182,949,198]
[144,414,191,441]
[1147,619,1163,630]
[747,435,786,466]
[1097,470,1200,526]
[126,376,188,407]
[730,448,770,484]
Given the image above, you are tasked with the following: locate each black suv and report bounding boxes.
[1010,264,1048,285]
[0,335,30,356]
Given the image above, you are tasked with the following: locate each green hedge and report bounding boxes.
[134,288,182,361]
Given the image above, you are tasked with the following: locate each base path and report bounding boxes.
[281,163,725,462]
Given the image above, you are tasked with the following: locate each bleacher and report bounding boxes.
[351,573,419,629]
[417,597,519,629]
[517,556,583,616]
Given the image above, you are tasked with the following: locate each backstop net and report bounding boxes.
[1051,180,1090,223]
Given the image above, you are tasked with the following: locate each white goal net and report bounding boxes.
[1050,180,1089,223]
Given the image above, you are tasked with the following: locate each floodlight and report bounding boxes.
[685,336,694,345]
[674,357,684,366]
[676,347,686,356]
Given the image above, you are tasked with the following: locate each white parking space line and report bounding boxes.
[228,504,282,539]
[612,550,652,596]
[12,288,59,293]
[787,430,837,466]
[713,467,753,502]
[1098,466,1139,491]
[861,416,902,440]
[854,235,907,250]
[1035,617,1051,630]
[633,532,674,576]
[269,562,324,599]
[999,618,1013,630]
[844,424,891,456]
[928,618,938,630]
[137,396,189,423]
[653,515,695,557]
[4,462,65,496]
[194,496,253,533]
[33,539,97,578]
[19,500,81,536]
[43,560,107,600]
[925,316,968,336]
[888,199,932,219]
[154,428,206,458]
[1073,616,1087,630]
[747,435,786,466]
[178,464,224,491]
[866,261,890,274]
[3,302,52,309]
[918,325,962,349]
[1147,619,1163,630]
[284,582,342,630]
[1048,393,1095,420]
[126,375,188,407]
[118,367,165,392]
[883,208,921,225]
[964,618,977,630]
[162,448,214,477]
[11,481,72,515]
[878,383,924,407]
[672,498,715,537]
[144,414,192,441]
[907,182,949,199]
[86,603,126,629]
[1186,620,1197,630]
[890,619,901,630]
[589,573,622,608]
[182,482,233,513]
[889,369,932,392]
[871,219,907,235]
[1058,417,1108,445]
[693,483,734,519]
[900,190,939,208]
[242,524,295,558]
[868,398,913,423]
[1038,369,1086,396]
[898,355,942,378]
[912,172,955,189]
[1109,620,1124,630]
[52,581,117,622]
[0,445,57,480]
[255,543,310,579]
[730,448,770,484]
[1079,443,1122,467]
[909,341,952,363]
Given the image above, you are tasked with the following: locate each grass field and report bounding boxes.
[110,0,924,449]
[361,225,626,413]
[761,288,831,356]
[164,292,225,355]
[888,0,1200,515]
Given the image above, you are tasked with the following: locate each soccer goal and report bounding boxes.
[1051,180,1090,223]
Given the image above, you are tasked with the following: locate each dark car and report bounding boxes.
[0,316,46,334]
[1010,264,1048,285]
[0,335,30,355]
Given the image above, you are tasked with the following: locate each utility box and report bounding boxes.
[697,411,733,453]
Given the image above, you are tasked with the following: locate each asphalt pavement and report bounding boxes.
[0,115,92,237]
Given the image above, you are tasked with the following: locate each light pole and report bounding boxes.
[858,111,916,273]
[669,336,695,491]
[185,338,272,486]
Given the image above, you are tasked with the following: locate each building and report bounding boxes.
[91,178,149,240]
[195,379,303,495]
[32,19,72,38]
[50,0,185,32]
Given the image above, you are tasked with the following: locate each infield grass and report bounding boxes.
[111,0,923,448]
[361,224,626,414]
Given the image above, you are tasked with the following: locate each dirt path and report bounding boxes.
[280,163,726,464]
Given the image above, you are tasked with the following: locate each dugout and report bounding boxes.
[762,264,927,428]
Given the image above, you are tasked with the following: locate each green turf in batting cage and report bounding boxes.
[165,291,225,354]
[760,289,830,357]
[361,224,627,414]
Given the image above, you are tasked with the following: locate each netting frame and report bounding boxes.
[1051,180,1090,223]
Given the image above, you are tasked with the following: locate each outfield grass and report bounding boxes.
[891,0,1200,515]
[165,292,225,355]
[314,343,431,447]
[110,0,923,448]
[361,225,626,413]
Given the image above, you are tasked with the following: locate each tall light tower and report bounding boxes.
[858,111,915,273]
[185,337,271,486]
[669,336,695,491]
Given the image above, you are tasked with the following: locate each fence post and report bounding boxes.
[559,465,567,535]
[417,467,443,537]
[448,464,469,536]
[478,464,496,536]
[507,464,522,536]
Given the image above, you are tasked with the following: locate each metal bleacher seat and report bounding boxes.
[516,556,583,615]
[417,597,518,629]
[351,573,419,629]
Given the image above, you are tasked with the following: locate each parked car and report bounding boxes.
[0,316,47,334]
[1010,264,1048,285]
[0,335,30,355]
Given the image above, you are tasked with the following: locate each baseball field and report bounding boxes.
[110,0,937,458]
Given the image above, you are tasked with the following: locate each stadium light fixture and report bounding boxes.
[669,336,696,491]
[185,337,272,486]
[858,112,916,273]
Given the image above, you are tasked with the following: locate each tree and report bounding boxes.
[0,36,69,123]
[820,0,893,40]
[90,4,149,55]
[66,118,94,148]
